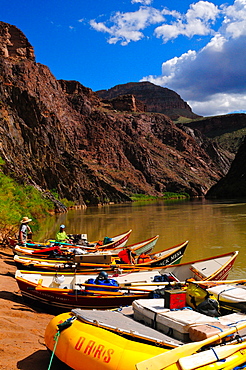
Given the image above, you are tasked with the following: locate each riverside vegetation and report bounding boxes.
[0,172,53,244]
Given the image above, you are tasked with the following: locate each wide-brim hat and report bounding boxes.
[21,216,32,223]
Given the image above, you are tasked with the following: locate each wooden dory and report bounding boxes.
[15,250,238,313]
[13,235,159,259]
[16,229,132,253]
[13,240,188,272]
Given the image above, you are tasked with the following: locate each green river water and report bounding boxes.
[35,198,246,279]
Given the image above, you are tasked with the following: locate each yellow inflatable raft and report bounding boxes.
[45,311,171,370]
[45,309,246,370]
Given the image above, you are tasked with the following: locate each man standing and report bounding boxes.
[18,216,32,245]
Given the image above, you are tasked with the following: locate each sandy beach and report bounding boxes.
[0,246,72,370]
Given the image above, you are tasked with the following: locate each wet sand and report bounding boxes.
[0,247,72,370]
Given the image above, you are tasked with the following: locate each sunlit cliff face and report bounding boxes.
[0,21,235,207]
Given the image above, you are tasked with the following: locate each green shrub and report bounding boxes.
[130,192,189,201]
[0,169,54,244]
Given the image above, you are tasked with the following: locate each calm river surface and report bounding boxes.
[35,198,246,279]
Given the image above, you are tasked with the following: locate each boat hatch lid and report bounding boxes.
[71,308,181,348]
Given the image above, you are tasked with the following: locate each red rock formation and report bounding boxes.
[101,94,146,113]
[0,21,234,208]
[0,22,34,60]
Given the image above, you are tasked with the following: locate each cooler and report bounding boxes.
[164,289,186,309]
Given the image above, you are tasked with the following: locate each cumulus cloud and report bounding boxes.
[155,1,220,41]
[90,1,220,44]
[131,0,153,4]
[188,93,246,116]
[89,6,164,45]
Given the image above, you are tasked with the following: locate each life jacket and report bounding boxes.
[118,249,131,264]
[137,253,152,264]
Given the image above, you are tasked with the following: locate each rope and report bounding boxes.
[47,331,61,370]
[47,316,76,370]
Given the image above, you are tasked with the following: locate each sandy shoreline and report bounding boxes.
[0,246,72,370]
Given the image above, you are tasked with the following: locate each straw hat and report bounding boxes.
[21,216,32,223]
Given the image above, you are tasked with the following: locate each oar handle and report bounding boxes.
[78,282,152,292]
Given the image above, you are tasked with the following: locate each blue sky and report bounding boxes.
[1,0,246,116]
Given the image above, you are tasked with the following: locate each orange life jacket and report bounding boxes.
[137,253,152,264]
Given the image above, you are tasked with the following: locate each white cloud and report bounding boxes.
[90,1,220,44]
[131,0,153,4]
[221,0,246,38]
[188,93,246,116]
[155,1,220,41]
[89,6,164,45]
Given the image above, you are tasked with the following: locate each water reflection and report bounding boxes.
[35,198,246,279]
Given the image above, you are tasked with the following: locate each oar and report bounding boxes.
[178,341,246,370]
[35,284,126,296]
[82,289,125,296]
[78,282,152,293]
[135,319,246,370]
[191,279,246,285]
[126,279,246,288]
[123,281,186,287]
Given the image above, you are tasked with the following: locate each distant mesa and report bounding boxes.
[97,81,200,120]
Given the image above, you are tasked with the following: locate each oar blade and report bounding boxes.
[135,343,200,370]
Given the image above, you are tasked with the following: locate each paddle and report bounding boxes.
[135,319,246,370]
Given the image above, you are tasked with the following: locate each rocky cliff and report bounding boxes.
[185,114,246,154]
[0,21,234,209]
[97,82,200,120]
[206,136,246,198]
